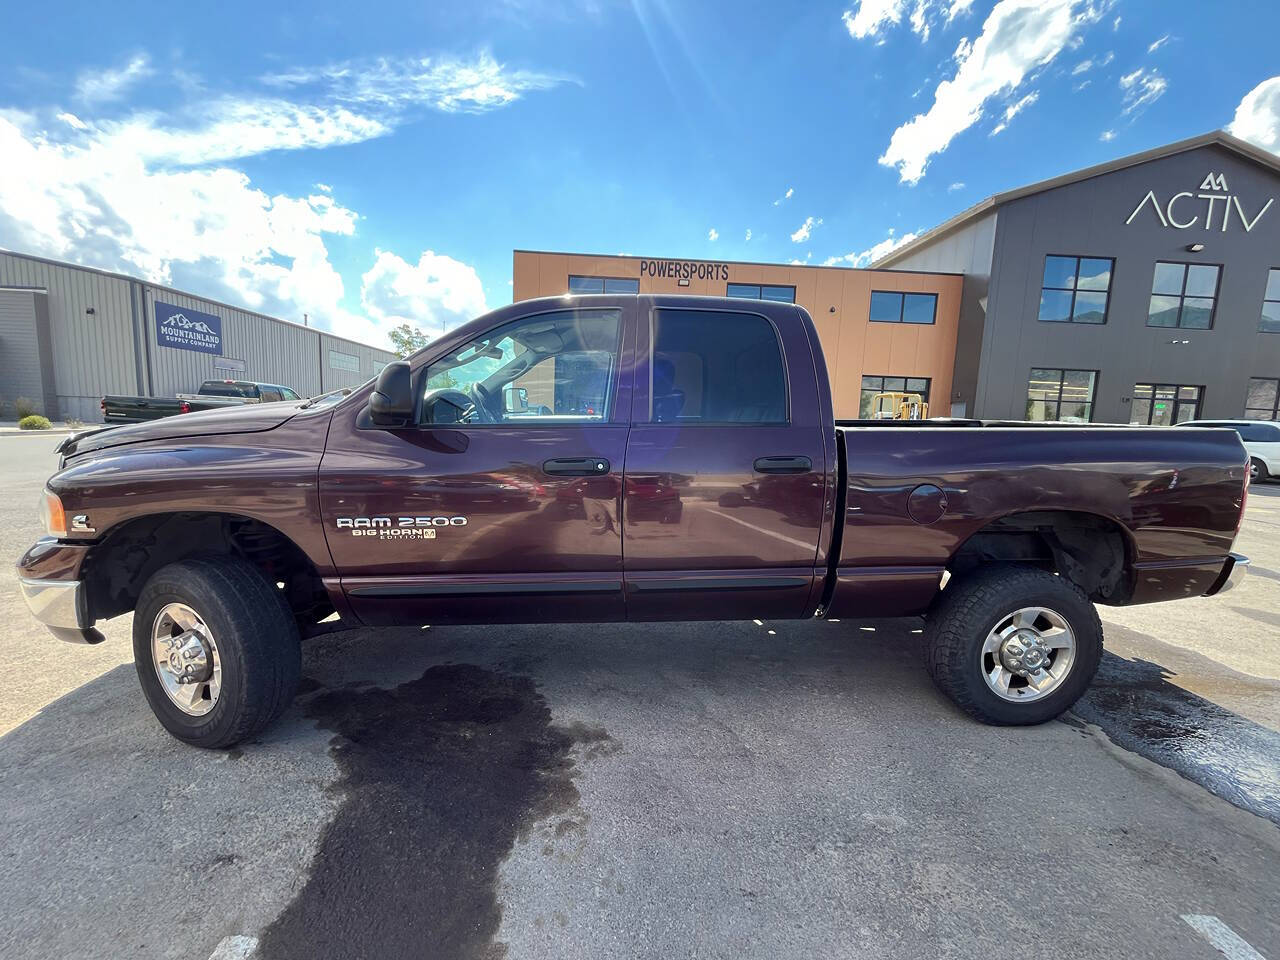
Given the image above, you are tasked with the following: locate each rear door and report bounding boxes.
[622,302,827,620]
[320,300,635,625]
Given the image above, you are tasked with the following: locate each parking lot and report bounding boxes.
[1,430,1278,960]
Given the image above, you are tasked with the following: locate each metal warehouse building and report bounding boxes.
[0,250,396,422]
[877,130,1280,424]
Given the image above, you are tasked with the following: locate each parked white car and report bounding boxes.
[1178,420,1280,482]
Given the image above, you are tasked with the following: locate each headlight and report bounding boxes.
[40,489,67,538]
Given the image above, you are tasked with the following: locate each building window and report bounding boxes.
[1262,270,1280,333]
[1246,378,1280,420]
[858,376,931,418]
[1148,262,1220,329]
[1037,255,1113,324]
[1026,369,1097,422]
[726,283,796,303]
[1131,383,1203,426]
[328,350,360,373]
[869,291,937,324]
[568,275,639,294]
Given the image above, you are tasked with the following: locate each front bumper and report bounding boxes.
[17,538,104,644]
[1205,553,1250,597]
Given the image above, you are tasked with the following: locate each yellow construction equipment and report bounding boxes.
[870,391,929,420]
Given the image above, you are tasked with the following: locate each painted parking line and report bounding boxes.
[208,935,258,960]
[1182,915,1267,960]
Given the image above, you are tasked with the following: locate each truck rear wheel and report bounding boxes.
[924,565,1102,725]
[132,555,301,748]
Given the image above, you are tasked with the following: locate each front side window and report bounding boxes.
[421,308,621,424]
[869,291,937,324]
[726,283,796,303]
[568,275,639,294]
[260,387,283,403]
[1262,270,1280,333]
[1037,255,1113,324]
[859,376,931,418]
[650,309,786,423]
[1131,383,1203,426]
[1148,262,1220,329]
[1246,377,1280,420]
[1026,369,1097,422]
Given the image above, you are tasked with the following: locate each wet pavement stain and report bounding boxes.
[256,663,612,960]
[1073,651,1280,825]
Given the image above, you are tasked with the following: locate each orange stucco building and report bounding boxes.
[512,250,963,421]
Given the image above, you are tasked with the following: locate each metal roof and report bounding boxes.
[874,130,1280,267]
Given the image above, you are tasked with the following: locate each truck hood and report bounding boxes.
[60,402,305,458]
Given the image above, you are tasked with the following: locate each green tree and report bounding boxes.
[388,323,431,358]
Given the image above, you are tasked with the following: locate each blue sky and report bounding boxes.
[2,0,1279,346]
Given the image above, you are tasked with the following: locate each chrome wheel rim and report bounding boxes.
[980,606,1076,703]
[1250,460,1260,480]
[151,603,222,716]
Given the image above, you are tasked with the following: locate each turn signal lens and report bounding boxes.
[40,489,67,538]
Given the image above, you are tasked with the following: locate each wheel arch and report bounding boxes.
[945,509,1136,604]
[82,511,333,626]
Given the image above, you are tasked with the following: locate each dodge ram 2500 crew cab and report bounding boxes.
[19,295,1251,748]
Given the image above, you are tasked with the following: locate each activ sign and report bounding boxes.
[1125,171,1274,233]
[155,301,223,355]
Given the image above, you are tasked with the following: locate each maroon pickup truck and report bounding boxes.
[19,295,1250,748]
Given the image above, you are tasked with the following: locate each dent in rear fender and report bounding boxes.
[49,412,337,576]
[836,426,1246,569]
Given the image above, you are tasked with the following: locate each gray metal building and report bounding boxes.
[878,130,1280,425]
[0,250,397,421]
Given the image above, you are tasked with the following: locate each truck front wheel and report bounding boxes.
[924,565,1102,725]
[132,555,301,748]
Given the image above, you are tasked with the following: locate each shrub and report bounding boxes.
[19,415,52,431]
[64,417,85,430]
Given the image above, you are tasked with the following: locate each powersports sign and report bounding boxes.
[639,259,730,282]
[155,302,223,355]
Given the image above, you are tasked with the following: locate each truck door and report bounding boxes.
[320,301,635,625]
[622,303,827,620]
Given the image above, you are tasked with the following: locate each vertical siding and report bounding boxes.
[0,252,137,420]
[0,291,47,416]
[0,252,396,418]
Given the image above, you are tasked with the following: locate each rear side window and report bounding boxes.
[1239,422,1280,442]
[260,387,283,402]
[650,309,787,423]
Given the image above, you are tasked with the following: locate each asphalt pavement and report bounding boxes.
[1,431,1277,960]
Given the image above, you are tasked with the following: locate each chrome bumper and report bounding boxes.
[19,577,103,643]
[1206,553,1250,597]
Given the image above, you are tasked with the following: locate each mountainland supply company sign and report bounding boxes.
[155,302,223,355]
[1125,172,1274,233]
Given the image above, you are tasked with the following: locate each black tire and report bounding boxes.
[132,554,301,748]
[1250,458,1269,483]
[924,564,1103,725]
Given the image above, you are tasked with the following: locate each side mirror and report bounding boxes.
[369,361,414,427]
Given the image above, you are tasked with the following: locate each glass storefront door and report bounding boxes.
[1130,383,1203,425]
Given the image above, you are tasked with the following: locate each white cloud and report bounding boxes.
[744,228,752,242]
[0,51,561,348]
[1147,34,1169,53]
[358,249,488,342]
[948,181,965,191]
[790,216,822,243]
[1099,128,1115,141]
[1072,50,1113,75]
[1228,76,1280,153]
[879,0,1102,184]
[843,0,973,42]
[773,186,794,206]
[823,228,920,267]
[707,227,719,241]
[990,90,1039,135]
[75,54,154,103]
[1119,67,1167,116]
[1112,14,1121,30]
[262,51,570,115]
[315,182,333,192]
